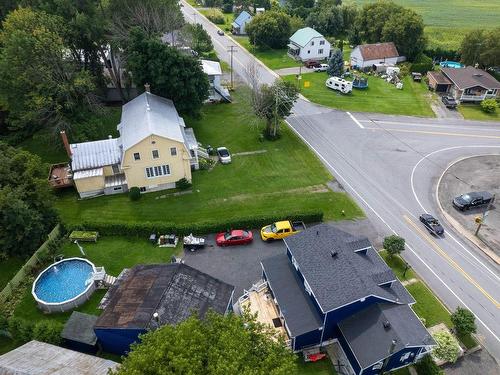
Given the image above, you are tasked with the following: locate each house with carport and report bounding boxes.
[288,27,331,62]
[427,66,500,102]
[239,224,435,375]
[62,87,200,198]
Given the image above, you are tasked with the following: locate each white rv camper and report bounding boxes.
[325,77,353,94]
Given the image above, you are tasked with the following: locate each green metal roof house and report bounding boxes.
[288,27,331,62]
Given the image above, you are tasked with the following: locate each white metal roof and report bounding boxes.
[289,27,323,48]
[119,92,186,151]
[70,138,121,172]
[73,168,104,180]
[201,60,222,76]
[0,340,118,375]
[183,127,198,149]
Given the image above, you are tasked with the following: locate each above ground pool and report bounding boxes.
[32,258,96,313]
[439,61,463,69]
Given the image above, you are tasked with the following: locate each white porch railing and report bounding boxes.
[460,94,485,101]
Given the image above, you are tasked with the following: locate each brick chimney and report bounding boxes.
[60,130,72,158]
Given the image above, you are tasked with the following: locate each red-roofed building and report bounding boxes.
[350,42,404,69]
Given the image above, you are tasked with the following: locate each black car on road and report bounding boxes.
[419,214,444,236]
[453,191,494,211]
[441,96,458,109]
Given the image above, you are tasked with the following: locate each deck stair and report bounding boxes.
[104,274,116,286]
[197,147,210,159]
[98,268,129,310]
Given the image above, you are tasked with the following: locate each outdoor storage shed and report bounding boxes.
[61,311,99,353]
[94,263,235,355]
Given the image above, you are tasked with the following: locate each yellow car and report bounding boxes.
[260,220,306,241]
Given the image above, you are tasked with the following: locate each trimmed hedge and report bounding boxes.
[66,211,323,237]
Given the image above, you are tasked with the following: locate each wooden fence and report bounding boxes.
[0,225,61,304]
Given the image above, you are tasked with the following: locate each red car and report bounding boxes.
[216,230,253,246]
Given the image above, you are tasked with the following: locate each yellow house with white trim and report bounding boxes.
[65,90,199,198]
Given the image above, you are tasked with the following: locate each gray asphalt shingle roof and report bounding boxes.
[442,66,500,90]
[262,253,324,336]
[284,224,414,312]
[338,303,436,369]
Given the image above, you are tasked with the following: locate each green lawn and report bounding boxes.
[296,358,337,375]
[55,88,363,226]
[346,0,500,50]
[284,73,434,117]
[379,251,416,281]
[406,282,452,329]
[234,36,302,70]
[458,104,500,122]
[0,257,24,290]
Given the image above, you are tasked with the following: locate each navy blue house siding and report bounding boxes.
[94,328,146,355]
[294,329,323,351]
[323,296,391,342]
[336,326,362,375]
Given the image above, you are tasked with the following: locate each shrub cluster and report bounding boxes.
[481,99,498,114]
[66,211,324,237]
[175,178,192,190]
[414,354,444,375]
[205,9,225,24]
[7,317,63,345]
[410,53,434,74]
[129,187,142,201]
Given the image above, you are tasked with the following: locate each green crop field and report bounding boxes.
[347,0,500,49]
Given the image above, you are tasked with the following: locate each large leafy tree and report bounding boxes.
[111,312,297,375]
[126,28,209,116]
[451,307,476,336]
[460,28,500,68]
[182,23,214,55]
[246,11,292,49]
[355,0,426,60]
[0,143,57,258]
[252,80,298,138]
[0,8,97,134]
[285,0,316,19]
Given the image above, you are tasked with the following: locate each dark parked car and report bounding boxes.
[419,214,444,236]
[217,29,224,36]
[453,191,494,211]
[441,96,458,109]
[305,60,320,69]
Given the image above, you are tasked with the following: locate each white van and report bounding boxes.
[325,77,353,94]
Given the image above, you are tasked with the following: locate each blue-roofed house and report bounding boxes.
[288,27,331,62]
[239,224,435,375]
[231,11,252,35]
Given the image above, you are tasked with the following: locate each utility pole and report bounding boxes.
[227,45,237,90]
[475,193,495,236]
[193,12,197,24]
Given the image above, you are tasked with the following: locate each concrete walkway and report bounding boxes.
[274,66,314,76]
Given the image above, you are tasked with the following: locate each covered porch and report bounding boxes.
[287,43,300,59]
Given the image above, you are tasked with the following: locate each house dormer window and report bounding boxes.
[133,152,140,161]
[152,150,159,159]
[320,40,325,45]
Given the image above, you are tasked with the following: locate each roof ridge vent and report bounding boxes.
[330,250,338,258]
[383,320,391,330]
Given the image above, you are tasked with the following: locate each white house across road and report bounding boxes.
[288,27,331,62]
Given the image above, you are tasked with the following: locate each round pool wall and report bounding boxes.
[32,257,96,313]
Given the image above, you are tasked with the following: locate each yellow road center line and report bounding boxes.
[367,127,500,140]
[403,215,500,308]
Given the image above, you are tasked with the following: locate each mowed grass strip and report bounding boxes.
[55,88,363,225]
[284,73,434,117]
[233,36,302,70]
[458,104,500,122]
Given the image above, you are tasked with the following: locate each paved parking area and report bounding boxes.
[438,155,500,257]
[444,349,499,375]
[182,219,380,299]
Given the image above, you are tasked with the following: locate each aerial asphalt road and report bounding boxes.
[181,1,500,362]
